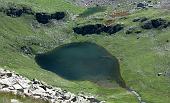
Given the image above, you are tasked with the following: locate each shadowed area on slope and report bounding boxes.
[35,42,126,88]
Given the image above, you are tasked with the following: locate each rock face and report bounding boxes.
[142,18,170,29]
[73,24,123,35]
[35,12,65,24]
[0,68,103,103]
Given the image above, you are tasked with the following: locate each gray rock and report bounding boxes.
[13,84,23,90]
[0,68,103,103]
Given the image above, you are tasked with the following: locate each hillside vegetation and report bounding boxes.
[0,0,170,103]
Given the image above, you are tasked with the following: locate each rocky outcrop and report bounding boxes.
[1,5,65,24]
[20,46,33,55]
[73,24,124,35]
[136,1,153,9]
[4,7,33,17]
[35,12,65,24]
[0,68,103,103]
[133,17,148,22]
[142,18,170,29]
[35,13,51,24]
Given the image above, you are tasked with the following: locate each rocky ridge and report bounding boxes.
[0,68,103,103]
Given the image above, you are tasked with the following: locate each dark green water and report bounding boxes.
[35,42,126,87]
[79,6,106,17]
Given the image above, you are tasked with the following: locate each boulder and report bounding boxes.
[125,26,142,34]
[158,73,163,76]
[136,1,152,9]
[151,18,169,28]
[63,92,71,100]
[137,2,146,8]
[141,21,153,29]
[133,17,148,22]
[6,73,12,77]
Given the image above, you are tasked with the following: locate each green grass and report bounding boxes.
[0,0,85,13]
[0,0,170,103]
[0,14,137,103]
[0,92,48,103]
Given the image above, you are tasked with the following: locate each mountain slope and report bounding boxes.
[0,0,170,103]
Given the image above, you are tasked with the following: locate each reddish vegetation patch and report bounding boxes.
[111,11,129,18]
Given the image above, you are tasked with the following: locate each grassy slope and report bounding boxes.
[0,1,137,103]
[0,92,48,103]
[0,0,170,103]
[0,13,137,103]
[0,0,85,13]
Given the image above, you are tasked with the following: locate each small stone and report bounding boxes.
[11,99,21,103]
[158,73,163,76]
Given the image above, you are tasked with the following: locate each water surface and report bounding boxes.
[35,42,126,87]
[79,6,106,17]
